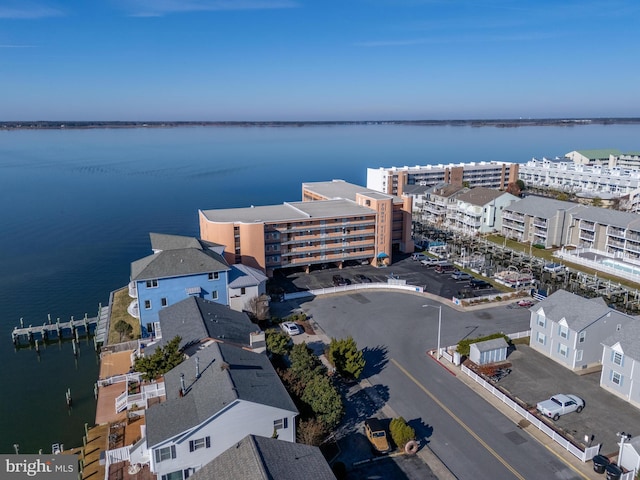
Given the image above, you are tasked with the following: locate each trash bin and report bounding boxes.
[605,464,622,480]
[592,455,610,474]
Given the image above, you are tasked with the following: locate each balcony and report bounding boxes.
[579,220,595,231]
[579,231,595,241]
[128,281,137,299]
[127,300,140,319]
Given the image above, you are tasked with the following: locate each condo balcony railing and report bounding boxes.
[128,281,137,299]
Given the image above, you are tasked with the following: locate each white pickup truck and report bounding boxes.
[536,394,584,421]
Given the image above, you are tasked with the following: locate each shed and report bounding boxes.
[469,338,508,365]
[620,436,640,475]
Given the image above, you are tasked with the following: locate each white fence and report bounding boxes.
[555,247,640,283]
[284,282,424,301]
[97,372,142,387]
[461,364,600,462]
[115,382,165,413]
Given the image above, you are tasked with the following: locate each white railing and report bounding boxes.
[127,300,140,319]
[115,382,166,413]
[284,282,425,300]
[97,372,143,387]
[128,281,137,299]
[461,364,600,462]
[103,446,131,480]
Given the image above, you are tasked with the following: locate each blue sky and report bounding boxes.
[1,0,639,121]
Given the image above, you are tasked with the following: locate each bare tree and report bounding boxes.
[246,294,270,321]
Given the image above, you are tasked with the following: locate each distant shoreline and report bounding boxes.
[2,118,640,131]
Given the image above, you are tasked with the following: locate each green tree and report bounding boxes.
[290,343,325,382]
[328,337,366,380]
[114,320,133,342]
[389,417,416,450]
[134,336,184,381]
[515,179,525,191]
[592,196,603,207]
[301,375,344,429]
[266,330,291,357]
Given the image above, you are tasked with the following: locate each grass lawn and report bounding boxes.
[108,287,141,345]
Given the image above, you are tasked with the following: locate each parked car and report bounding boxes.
[364,418,391,455]
[355,274,372,283]
[411,253,427,261]
[333,275,349,286]
[420,257,440,266]
[435,263,456,274]
[469,279,491,290]
[517,299,535,307]
[536,394,584,421]
[280,322,301,336]
[451,271,472,281]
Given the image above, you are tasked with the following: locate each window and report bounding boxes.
[155,445,176,463]
[558,343,568,358]
[612,351,624,366]
[536,314,545,328]
[241,287,246,295]
[161,471,183,480]
[578,331,586,343]
[274,417,288,430]
[144,300,152,310]
[146,279,158,288]
[212,291,218,300]
[536,332,546,345]
[161,298,168,307]
[189,436,210,452]
[612,371,623,386]
[576,350,583,362]
[208,272,219,281]
[558,325,569,339]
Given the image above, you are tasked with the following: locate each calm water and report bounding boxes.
[1,123,638,453]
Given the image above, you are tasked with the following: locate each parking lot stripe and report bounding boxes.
[391,358,526,480]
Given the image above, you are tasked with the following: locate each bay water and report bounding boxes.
[1,123,638,453]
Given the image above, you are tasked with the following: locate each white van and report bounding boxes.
[411,253,427,261]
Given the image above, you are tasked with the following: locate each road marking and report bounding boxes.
[391,358,526,480]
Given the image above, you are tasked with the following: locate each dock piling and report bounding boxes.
[65,388,72,407]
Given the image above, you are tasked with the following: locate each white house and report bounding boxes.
[448,187,519,235]
[528,290,632,372]
[132,342,298,480]
[227,264,268,313]
[600,320,640,409]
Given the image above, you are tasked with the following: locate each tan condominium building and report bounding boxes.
[367,161,519,196]
[199,180,413,277]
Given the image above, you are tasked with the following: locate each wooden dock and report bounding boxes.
[12,313,99,346]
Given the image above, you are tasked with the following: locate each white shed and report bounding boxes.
[619,436,640,475]
[469,338,508,365]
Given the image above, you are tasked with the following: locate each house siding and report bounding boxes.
[600,345,640,407]
[137,271,228,327]
[151,400,296,479]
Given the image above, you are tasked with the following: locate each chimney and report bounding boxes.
[196,357,201,379]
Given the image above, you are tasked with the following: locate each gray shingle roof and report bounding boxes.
[131,247,229,281]
[571,207,640,231]
[535,290,620,331]
[602,319,640,360]
[145,343,297,447]
[189,435,336,480]
[456,187,514,207]
[228,264,268,289]
[473,337,508,352]
[149,233,209,251]
[504,196,586,219]
[157,296,259,350]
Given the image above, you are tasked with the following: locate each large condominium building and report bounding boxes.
[501,196,587,247]
[519,158,640,196]
[199,180,413,277]
[447,187,519,235]
[366,161,519,196]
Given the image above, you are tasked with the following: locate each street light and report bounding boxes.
[423,304,442,359]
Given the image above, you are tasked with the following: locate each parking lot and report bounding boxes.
[270,253,504,300]
[482,343,640,456]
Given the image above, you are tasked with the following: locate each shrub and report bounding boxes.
[266,330,291,357]
[328,336,366,380]
[389,417,415,450]
[290,343,326,382]
[297,418,329,446]
[301,375,344,429]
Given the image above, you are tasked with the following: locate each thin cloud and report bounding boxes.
[121,0,298,17]
[355,31,560,47]
[0,44,36,48]
[0,3,64,19]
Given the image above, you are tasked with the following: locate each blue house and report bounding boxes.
[128,233,230,331]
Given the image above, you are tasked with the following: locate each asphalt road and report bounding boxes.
[291,291,584,480]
